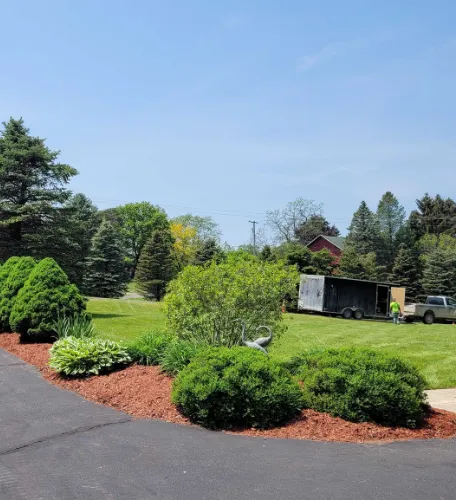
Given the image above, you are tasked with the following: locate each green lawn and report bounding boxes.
[88,298,456,389]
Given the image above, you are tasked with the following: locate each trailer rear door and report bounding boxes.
[298,275,325,312]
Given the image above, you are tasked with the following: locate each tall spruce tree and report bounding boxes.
[136,228,175,301]
[345,201,381,255]
[392,244,422,301]
[421,249,456,298]
[409,193,456,239]
[377,192,406,269]
[0,118,77,260]
[83,220,129,298]
[39,193,99,287]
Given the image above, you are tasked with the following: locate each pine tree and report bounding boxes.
[421,249,456,298]
[0,118,77,260]
[194,239,224,266]
[377,192,406,269]
[340,248,385,281]
[346,201,381,255]
[83,220,129,298]
[136,228,175,301]
[392,244,422,301]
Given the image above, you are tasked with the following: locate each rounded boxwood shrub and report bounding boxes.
[49,337,131,376]
[10,258,87,337]
[284,348,427,428]
[0,257,36,331]
[127,331,173,366]
[172,347,303,429]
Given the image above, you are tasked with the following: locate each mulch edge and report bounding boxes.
[1,332,456,444]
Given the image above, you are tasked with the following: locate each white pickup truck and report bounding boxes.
[403,296,456,324]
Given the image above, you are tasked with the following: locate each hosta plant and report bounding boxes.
[49,337,131,376]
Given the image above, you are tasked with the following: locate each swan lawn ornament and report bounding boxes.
[234,320,273,355]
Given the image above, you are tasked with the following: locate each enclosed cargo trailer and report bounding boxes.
[298,275,405,320]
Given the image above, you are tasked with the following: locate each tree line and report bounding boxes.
[262,193,456,301]
[2,117,455,302]
[0,118,224,299]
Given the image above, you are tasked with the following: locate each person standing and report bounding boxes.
[390,297,401,325]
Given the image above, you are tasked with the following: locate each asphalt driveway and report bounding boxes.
[1,348,456,500]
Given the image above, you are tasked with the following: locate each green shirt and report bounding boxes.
[390,301,400,313]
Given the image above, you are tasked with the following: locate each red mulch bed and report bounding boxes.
[2,333,456,443]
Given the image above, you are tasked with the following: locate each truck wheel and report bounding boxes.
[353,309,364,320]
[423,311,435,325]
[342,309,353,320]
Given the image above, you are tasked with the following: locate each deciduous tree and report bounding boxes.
[266,198,323,243]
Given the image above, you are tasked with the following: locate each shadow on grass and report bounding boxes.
[91,313,126,319]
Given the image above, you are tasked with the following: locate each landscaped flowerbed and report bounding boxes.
[2,332,456,443]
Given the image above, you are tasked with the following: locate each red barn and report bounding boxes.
[306,235,345,261]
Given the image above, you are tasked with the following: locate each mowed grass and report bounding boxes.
[88,298,456,389]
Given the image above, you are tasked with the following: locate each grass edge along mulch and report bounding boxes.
[1,333,456,444]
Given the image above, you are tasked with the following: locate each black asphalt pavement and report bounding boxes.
[1,348,456,500]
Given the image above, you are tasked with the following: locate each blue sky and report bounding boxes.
[1,1,456,245]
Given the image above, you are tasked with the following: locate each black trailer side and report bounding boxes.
[298,275,394,319]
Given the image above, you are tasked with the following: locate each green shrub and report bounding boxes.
[10,258,87,337]
[172,347,303,429]
[127,331,173,365]
[285,348,427,428]
[49,337,131,376]
[164,257,299,347]
[159,339,206,375]
[52,314,96,340]
[0,257,36,331]
[0,257,21,290]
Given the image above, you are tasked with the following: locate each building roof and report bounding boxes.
[306,235,345,250]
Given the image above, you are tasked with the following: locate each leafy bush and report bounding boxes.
[0,257,35,331]
[164,258,299,347]
[284,348,427,428]
[52,315,96,340]
[49,337,131,376]
[172,347,303,429]
[10,258,87,337]
[0,257,21,290]
[159,339,206,375]
[127,331,173,365]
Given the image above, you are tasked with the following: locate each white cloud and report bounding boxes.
[296,32,394,72]
[296,41,346,72]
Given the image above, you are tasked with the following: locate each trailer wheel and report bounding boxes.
[342,309,353,320]
[423,311,435,325]
[353,309,364,320]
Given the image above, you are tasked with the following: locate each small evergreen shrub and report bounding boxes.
[127,331,173,365]
[52,315,96,340]
[0,257,36,331]
[10,258,87,337]
[172,347,303,429]
[159,339,206,375]
[284,348,427,428]
[49,337,131,376]
[0,257,21,290]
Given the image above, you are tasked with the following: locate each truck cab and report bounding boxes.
[403,296,456,324]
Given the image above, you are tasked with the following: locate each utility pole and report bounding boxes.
[249,220,258,254]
